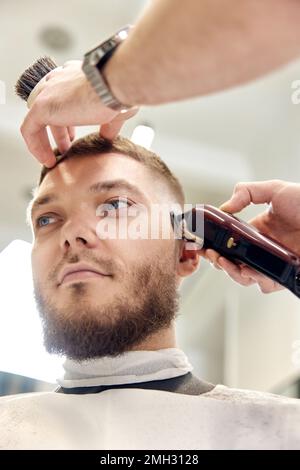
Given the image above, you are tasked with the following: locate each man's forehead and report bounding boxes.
[40,152,149,190]
[31,153,163,220]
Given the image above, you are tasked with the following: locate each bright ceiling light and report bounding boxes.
[131,124,155,149]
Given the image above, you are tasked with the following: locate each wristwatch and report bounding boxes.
[82,25,132,112]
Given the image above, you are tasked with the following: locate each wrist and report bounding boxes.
[102,51,138,108]
[82,25,135,112]
[84,73,117,121]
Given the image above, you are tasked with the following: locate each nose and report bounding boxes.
[60,214,99,252]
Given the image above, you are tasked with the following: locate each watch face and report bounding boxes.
[85,26,131,66]
[103,39,116,52]
[95,47,116,70]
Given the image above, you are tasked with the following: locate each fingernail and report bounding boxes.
[219,201,230,210]
[42,157,56,168]
[220,196,237,211]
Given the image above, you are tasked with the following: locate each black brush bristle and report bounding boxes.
[15,56,58,101]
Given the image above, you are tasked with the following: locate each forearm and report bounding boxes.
[104,0,300,106]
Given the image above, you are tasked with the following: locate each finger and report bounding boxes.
[120,107,139,120]
[240,266,284,293]
[258,280,284,293]
[205,249,223,270]
[67,126,76,142]
[21,111,56,166]
[219,180,284,214]
[218,256,257,286]
[50,126,72,154]
[100,119,125,140]
[99,107,139,140]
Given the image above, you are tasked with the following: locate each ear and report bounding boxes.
[176,241,201,278]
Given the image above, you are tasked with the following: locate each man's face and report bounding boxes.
[31,153,182,360]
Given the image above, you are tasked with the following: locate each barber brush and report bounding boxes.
[15,56,58,105]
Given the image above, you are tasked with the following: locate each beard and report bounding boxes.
[33,250,180,361]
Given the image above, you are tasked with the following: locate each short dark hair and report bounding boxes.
[38,133,185,207]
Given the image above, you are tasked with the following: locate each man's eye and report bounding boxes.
[36,215,56,228]
[107,199,131,211]
[97,198,132,217]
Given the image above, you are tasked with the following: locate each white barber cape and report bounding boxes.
[0,348,300,450]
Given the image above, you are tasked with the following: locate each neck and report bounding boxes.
[132,324,177,352]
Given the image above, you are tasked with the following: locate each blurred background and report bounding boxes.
[0,0,300,398]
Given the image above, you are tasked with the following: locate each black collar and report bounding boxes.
[55,372,215,396]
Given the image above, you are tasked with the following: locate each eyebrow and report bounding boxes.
[29,179,148,222]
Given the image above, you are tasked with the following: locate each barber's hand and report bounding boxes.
[201,180,300,294]
[20,60,138,168]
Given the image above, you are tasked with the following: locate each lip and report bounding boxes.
[58,263,110,286]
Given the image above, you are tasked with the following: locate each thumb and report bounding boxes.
[99,120,125,141]
[99,107,139,140]
[219,194,242,213]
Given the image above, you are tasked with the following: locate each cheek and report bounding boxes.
[114,238,174,266]
[31,242,56,281]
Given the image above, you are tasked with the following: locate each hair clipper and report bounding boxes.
[171,204,300,299]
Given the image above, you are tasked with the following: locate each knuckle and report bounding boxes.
[234,182,245,192]
[34,94,48,108]
[259,285,271,294]
[271,178,283,186]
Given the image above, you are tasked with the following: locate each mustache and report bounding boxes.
[49,252,116,282]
